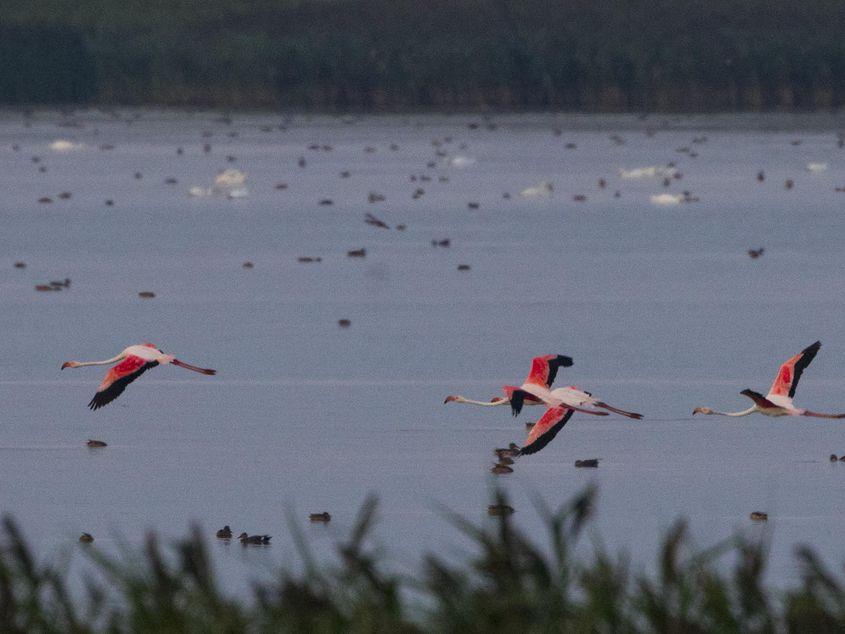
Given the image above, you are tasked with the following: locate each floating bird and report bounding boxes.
[749,512,768,522]
[238,533,271,544]
[86,439,107,448]
[61,343,216,410]
[520,181,553,198]
[748,247,765,259]
[693,341,845,418]
[79,533,94,543]
[309,512,331,522]
[575,459,599,468]
[487,504,514,516]
[216,526,233,538]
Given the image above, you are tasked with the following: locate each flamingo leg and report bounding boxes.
[172,359,216,375]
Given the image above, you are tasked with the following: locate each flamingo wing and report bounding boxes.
[767,341,821,399]
[89,356,158,410]
[519,406,574,455]
[740,389,779,410]
[523,354,574,388]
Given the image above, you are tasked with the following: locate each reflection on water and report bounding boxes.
[2,110,845,590]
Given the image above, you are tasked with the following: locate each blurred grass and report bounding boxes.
[2,487,845,631]
[3,1,845,110]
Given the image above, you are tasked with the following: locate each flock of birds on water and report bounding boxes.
[8,110,845,544]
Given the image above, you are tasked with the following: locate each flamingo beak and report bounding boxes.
[61,361,72,370]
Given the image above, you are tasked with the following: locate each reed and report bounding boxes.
[1,487,845,630]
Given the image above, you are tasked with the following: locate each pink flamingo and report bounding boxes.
[693,341,845,418]
[444,354,641,418]
[62,343,215,410]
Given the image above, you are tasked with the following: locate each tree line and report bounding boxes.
[4,0,845,111]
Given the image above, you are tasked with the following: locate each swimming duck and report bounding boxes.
[86,439,107,448]
[487,504,514,516]
[216,525,232,538]
[309,512,331,522]
[490,463,513,475]
[749,512,768,522]
[79,533,94,543]
[575,459,599,468]
[238,533,271,544]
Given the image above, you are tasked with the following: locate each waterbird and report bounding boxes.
[239,533,271,544]
[520,181,553,198]
[494,444,520,459]
[750,512,768,522]
[365,213,389,229]
[490,463,513,474]
[309,512,331,522]
[487,504,514,516]
[216,526,233,538]
[86,439,107,448]
[575,459,599,468]
[79,533,94,543]
[445,355,639,418]
[61,343,216,410]
[748,248,765,259]
[693,341,845,418]
[457,264,471,271]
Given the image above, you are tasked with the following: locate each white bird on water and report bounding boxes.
[520,181,553,198]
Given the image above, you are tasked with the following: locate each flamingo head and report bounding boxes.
[692,407,713,415]
[490,396,506,403]
[444,395,459,404]
[61,361,79,370]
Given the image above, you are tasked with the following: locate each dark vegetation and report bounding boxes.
[3,487,845,631]
[4,0,845,111]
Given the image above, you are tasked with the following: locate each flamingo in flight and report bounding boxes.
[693,341,845,418]
[61,343,216,410]
[444,354,642,419]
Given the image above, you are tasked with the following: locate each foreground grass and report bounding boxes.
[1,488,844,632]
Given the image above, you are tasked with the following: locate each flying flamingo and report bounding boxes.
[692,341,845,418]
[444,354,641,418]
[61,343,216,410]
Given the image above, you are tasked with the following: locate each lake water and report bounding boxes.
[2,109,845,592]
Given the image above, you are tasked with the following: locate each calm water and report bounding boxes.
[2,110,845,591]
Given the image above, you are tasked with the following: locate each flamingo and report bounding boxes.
[61,343,216,410]
[692,341,845,418]
[444,354,641,418]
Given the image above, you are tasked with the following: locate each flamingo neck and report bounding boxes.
[713,407,756,417]
[74,354,125,368]
[455,396,507,406]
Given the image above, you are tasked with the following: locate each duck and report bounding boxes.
[490,463,514,475]
[487,504,515,516]
[494,443,520,459]
[238,533,271,544]
[86,439,107,448]
[575,459,599,468]
[216,525,233,538]
[79,533,94,543]
[309,512,331,522]
[749,512,768,522]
